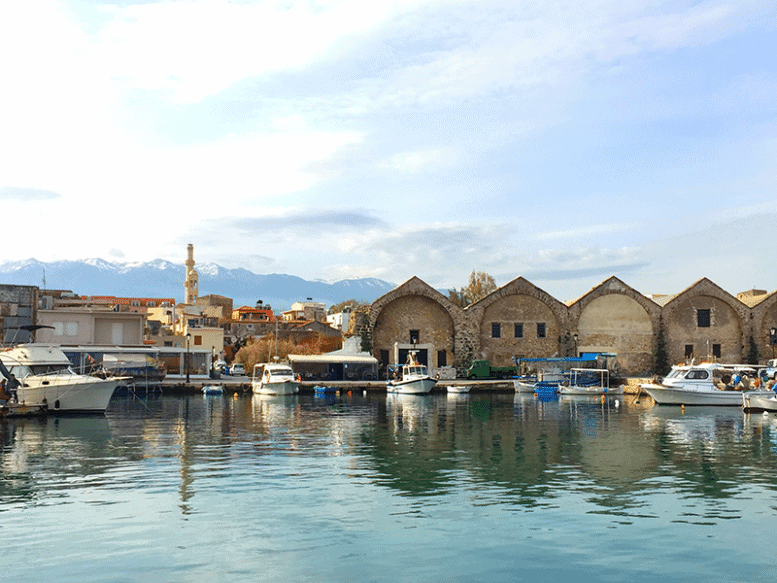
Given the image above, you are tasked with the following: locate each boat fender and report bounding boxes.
[54,399,60,410]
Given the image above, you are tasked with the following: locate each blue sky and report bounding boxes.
[1,0,775,301]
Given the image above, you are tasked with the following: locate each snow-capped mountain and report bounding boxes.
[0,258,397,310]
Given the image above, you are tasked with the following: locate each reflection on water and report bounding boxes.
[3,392,777,582]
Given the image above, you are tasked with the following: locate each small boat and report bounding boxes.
[202,385,225,395]
[0,401,48,418]
[386,352,436,395]
[640,362,771,406]
[0,343,130,413]
[252,362,300,395]
[446,384,471,394]
[557,368,623,396]
[513,376,538,393]
[743,390,777,412]
[313,385,338,394]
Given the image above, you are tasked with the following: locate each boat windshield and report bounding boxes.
[28,364,71,375]
[666,368,688,379]
[685,369,709,380]
[272,368,294,376]
[406,366,427,376]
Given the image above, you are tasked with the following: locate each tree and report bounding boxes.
[448,270,497,307]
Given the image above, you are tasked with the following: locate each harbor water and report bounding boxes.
[3,391,777,582]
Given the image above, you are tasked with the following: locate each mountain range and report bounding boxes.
[0,259,397,311]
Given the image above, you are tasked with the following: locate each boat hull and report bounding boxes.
[513,380,536,393]
[387,377,436,394]
[17,376,124,413]
[558,385,623,396]
[446,385,471,394]
[252,381,300,395]
[743,391,777,411]
[641,383,759,406]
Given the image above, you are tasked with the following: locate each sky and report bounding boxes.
[1,0,775,302]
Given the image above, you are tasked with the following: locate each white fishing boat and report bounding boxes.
[513,376,538,393]
[386,352,436,395]
[251,362,300,395]
[446,384,471,394]
[743,390,777,412]
[557,368,623,396]
[640,362,769,406]
[0,343,128,413]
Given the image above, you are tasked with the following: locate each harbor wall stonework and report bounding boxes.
[368,275,777,377]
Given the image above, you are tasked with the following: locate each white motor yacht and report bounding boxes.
[640,362,768,406]
[252,362,300,395]
[386,352,437,395]
[0,343,128,413]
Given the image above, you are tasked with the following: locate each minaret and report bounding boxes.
[184,243,199,305]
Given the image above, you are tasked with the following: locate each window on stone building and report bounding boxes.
[685,344,694,358]
[409,330,420,344]
[380,350,389,367]
[712,344,721,358]
[194,335,202,346]
[514,323,523,338]
[697,309,711,327]
[492,323,501,338]
[537,323,546,338]
[438,350,447,367]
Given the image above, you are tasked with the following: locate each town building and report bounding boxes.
[367,276,777,377]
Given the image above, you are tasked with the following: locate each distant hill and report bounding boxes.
[0,258,397,311]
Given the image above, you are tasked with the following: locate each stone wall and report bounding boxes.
[662,279,748,364]
[368,275,777,377]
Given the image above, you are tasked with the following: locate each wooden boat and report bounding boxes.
[557,368,623,396]
[1,401,48,418]
[743,390,777,412]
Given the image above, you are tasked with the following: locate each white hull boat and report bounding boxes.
[387,352,436,395]
[252,362,300,395]
[513,378,537,393]
[743,391,777,412]
[640,362,767,406]
[446,385,471,394]
[557,368,623,396]
[0,343,127,413]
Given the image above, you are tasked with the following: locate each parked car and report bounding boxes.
[230,363,246,376]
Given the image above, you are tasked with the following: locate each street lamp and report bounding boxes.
[770,327,777,359]
[186,333,191,384]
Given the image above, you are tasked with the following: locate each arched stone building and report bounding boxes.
[368,275,777,378]
[370,277,464,372]
[746,290,777,361]
[467,277,569,366]
[567,277,660,374]
[662,279,749,364]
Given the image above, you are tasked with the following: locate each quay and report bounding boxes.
[150,377,648,395]
[155,377,517,394]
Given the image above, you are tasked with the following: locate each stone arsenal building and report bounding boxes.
[366,276,777,377]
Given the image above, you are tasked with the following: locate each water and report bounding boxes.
[2,391,777,582]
